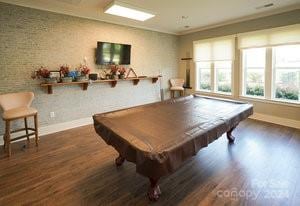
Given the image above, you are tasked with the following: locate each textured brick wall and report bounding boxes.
[0,3,179,134]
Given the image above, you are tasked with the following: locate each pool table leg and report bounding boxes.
[227,126,236,143]
[115,154,125,166]
[148,178,161,201]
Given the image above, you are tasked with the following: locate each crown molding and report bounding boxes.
[1,1,299,36]
[178,4,300,35]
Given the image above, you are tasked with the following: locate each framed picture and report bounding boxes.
[49,71,61,79]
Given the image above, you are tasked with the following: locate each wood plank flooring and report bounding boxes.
[0,119,300,206]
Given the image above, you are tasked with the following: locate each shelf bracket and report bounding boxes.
[110,80,117,88]
[152,77,158,83]
[133,79,140,85]
[47,85,53,94]
[82,82,88,91]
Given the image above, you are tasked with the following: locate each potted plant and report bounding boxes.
[32,66,57,83]
[75,65,90,82]
[118,67,126,79]
[110,65,119,80]
[60,65,72,83]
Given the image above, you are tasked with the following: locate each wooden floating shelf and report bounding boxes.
[40,76,161,94]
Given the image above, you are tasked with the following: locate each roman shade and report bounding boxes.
[238,24,300,49]
[193,35,235,62]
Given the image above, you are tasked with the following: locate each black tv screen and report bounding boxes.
[96,42,131,65]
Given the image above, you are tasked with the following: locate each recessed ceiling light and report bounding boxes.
[184,25,190,29]
[256,3,274,10]
[104,0,155,21]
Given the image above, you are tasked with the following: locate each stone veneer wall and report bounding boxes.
[0,2,179,134]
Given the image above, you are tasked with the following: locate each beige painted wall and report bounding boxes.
[179,9,300,121]
[0,3,179,134]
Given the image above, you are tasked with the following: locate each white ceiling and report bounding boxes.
[1,0,299,35]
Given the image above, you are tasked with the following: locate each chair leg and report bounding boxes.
[3,133,6,151]
[34,114,39,147]
[5,120,11,157]
[24,117,30,143]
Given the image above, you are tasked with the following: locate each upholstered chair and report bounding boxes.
[169,78,185,98]
[0,92,38,157]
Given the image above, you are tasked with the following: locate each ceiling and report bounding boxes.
[1,0,299,35]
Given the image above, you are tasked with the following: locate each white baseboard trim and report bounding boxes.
[39,117,93,136]
[250,113,300,129]
[0,117,93,145]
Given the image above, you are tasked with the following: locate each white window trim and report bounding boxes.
[214,61,233,95]
[239,95,300,108]
[240,49,266,98]
[240,46,300,105]
[195,90,300,108]
[195,61,233,96]
[271,45,300,102]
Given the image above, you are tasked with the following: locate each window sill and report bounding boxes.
[239,95,300,108]
[195,90,234,98]
[194,91,299,108]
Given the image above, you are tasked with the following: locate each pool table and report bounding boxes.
[93,95,253,201]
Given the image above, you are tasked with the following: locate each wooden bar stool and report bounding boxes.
[170,78,185,98]
[0,92,38,157]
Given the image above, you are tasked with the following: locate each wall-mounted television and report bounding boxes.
[96,42,131,65]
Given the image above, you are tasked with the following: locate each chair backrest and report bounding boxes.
[0,92,34,111]
[170,78,185,87]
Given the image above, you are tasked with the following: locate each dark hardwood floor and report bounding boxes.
[0,119,300,206]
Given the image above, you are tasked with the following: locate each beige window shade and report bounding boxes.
[238,24,300,49]
[193,36,235,62]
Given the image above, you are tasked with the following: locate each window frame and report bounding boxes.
[271,45,300,103]
[195,60,233,95]
[240,44,300,104]
[195,61,212,92]
[241,47,267,99]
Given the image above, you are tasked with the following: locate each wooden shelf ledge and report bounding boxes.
[40,76,161,94]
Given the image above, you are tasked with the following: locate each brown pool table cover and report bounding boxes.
[93,95,253,179]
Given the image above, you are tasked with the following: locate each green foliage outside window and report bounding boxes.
[200,83,211,90]
[218,84,231,93]
[276,87,299,100]
[246,85,264,96]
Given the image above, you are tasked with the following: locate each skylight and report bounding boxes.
[104,0,155,21]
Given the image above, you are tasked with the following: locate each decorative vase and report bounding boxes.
[44,77,57,84]
[105,74,111,80]
[110,74,118,80]
[75,76,87,82]
[61,77,73,83]
[119,74,125,79]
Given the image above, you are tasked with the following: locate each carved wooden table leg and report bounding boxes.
[227,126,236,143]
[115,154,125,166]
[148,178,161,201]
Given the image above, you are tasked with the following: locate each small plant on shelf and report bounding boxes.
[60,65,73,83]
[110,65,119,80]
[75,65,90,82]
[80,65,90,76]
[31,66,57,84]
[118,67,126,79]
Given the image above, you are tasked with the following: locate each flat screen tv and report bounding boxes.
[96,42,131,65]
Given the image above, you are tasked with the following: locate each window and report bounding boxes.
[239,24,300,104]
[273,45,300,102]
[242,48,266,97]
[197,62,211,91]
[194,36,235,94]
[215,61,232,93]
